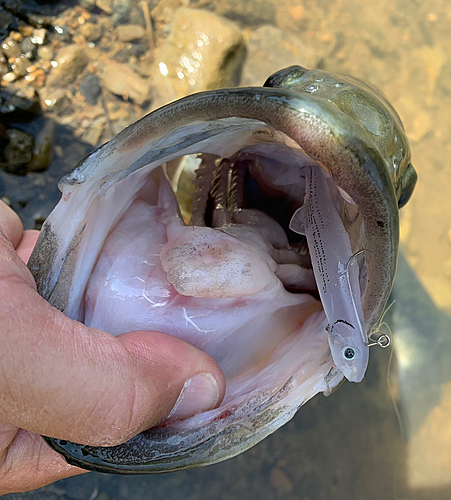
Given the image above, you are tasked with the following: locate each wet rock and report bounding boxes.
[15,87,36,101]
[0,90,40,122]
[53,24,72,43]
[18,26,33,38]
[241,25,318,86]
[99,58,150,105]
[215,0,276,26]
[41,88,71,114]
[21,37,37,58]
[1,36,21,58]
[79,0,97,9]
[113,48,129,63]
[31,28,47,45]
[26,119,54,172]
[111,0,132,26]
[0,54,8,76]
[46,45,88,87]
[37,45,53,62]
[3,128,34,174]
[2,71,15,83]
[25,67,45,87]
[96,0,113,15]
[82,116,105,145]
[151,0,189,28]
[80,22,103,43]
[150,8,245,108]
[128,41,148,58]
[79,73,102,105]
[10,54,32,77]
[116,24,145,42]
[128,7,146,27]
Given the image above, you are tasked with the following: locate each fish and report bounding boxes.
[27,65,416,473]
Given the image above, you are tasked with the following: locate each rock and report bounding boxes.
[26,119,54,173]
[46,45,88,87]
[79,73,102,105]
[1,36,21,59]
[25,68,45,87]
[241,25,318,86]
[113,48,129,64]
[79,0,97,9]
[151,0,189,28]
[3,128,34,174]
[53,24,72,43]
[18,26,33,38]
[82,116,105,145]
[0,90,40,122]
[31,29,47,45]
[111,0,132,26]
[15,87,36,101]
[215,0,276,26]
[116,24,145,42]
[2,71,16,83]
[128,41,149,58]
[10,54,32,77]
[96,0,113,15]
[99,59,150,105]
[128,7,146,27]
[21,37,37,59]
[37,45,53,62]
[41,88,72,115]
[0,54,8,76]
[150,8,245,108]
[80,22,103,42]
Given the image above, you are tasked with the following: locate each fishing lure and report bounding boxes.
[290,166,369,382]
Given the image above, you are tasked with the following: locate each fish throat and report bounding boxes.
[177,145,369,383]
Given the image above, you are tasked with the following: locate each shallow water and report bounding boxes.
[3,0,451,498]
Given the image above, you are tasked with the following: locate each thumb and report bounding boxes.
[0,226,225,447]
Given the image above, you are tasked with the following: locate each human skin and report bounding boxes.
[0,200,225,494]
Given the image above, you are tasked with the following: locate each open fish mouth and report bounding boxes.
[28,66,416,473]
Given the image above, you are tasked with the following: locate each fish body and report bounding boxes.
[28,66,416,473]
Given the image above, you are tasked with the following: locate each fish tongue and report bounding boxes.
[160,223,279,299]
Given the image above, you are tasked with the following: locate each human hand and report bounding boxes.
[0,200,225,494]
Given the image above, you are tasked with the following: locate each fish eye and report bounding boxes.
[342,346,358,360]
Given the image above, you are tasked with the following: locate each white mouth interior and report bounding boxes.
[57,125,366,431]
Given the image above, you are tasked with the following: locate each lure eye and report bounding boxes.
[342,347,357,360]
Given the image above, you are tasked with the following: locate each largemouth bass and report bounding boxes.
[28,66,416,473]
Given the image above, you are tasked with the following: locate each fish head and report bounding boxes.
[28,66,415,473]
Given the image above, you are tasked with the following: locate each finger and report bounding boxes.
[16,229,39,264]
[0,236,226,447]
[0,427,84,495]
[0,200,23,249]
